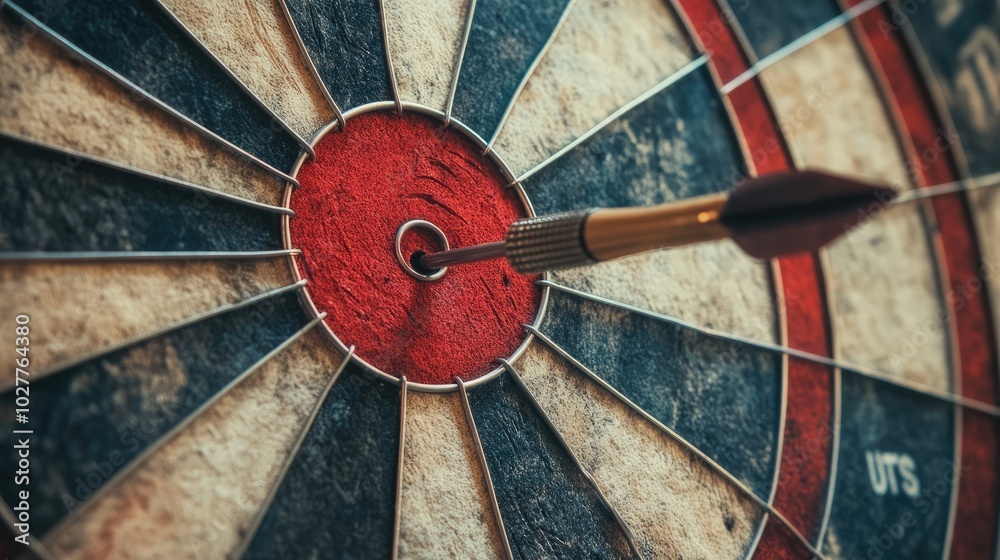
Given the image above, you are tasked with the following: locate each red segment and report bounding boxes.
[674,1,837,557]
[846,3,1000,557]
[290,110,539,385]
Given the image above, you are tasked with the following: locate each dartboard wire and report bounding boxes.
[481,0,580,156]
[443,0,477,127]
[455,377,515,560]
[837,8,965,555]
[0,130,294,215]
[523,327,828,560]
[536,280,1000,417]
[274,0,345,131]
[150,0,316,158]
[43,313,327,544]
[744,260,792,559]
[497,359,645,560]
[509,55,709,186]
[378,0,403,115]
[718,0,886,96]
[0,249,301,262]
[392,376,408,560]
[0,280,308,391]
[814,250,843,556]
[1,2,302,189]
[232,345,356,560]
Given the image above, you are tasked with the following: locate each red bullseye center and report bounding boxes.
[289,109,539,386]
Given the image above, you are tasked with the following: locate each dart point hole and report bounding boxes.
[396,219,448,281]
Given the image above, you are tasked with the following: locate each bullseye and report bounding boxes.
[287,106,541,387]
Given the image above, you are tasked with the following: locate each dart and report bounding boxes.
[415,170,897,274]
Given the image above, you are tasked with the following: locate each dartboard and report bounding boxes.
[0,0,998,558]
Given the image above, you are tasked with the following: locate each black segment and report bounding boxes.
[10,0,301,170]
[523,65,746,211]
[283,0,393,111]
[467,373,634,559]
[451,0,571,140]
[728,0,841,59]
[904,0,1000,176]
[541,290,781,497]
[0,136,281,252]
[243,363,400,560]
[822,377,955,559]
[0,293,307,535]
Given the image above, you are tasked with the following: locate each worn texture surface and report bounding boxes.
[43,329,338,558]
[762,28,952,390]
[244,363,401,559]
[467,373,634,559]
[0,14,284,206]
[13,0,301,170]
[384,0,466,113]
[0,258,293,386]
[450,0,570,140]
[159,0,335,139]
[540,290,781,497]
[290,110,538,384]
[491,0,694,175]
[0,136,281,253]
[0,292,307,536]
[398,392,504,560]
[517,343,761,559]
[728,0,841,59]
[283,0,393,111]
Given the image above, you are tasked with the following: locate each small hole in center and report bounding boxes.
[410,250,441,276]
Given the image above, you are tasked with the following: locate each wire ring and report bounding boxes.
[395,219,449,281]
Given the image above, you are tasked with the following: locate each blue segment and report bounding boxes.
[467,373,634,559]
[8,2,301,171]
[822,377,955,559]
[451,0,571,141]
[541,290,781,497]
[522,65,747,212]
[0,293,308,535]
[0,136,281,252]
[244,363,399,559]
[283,0,393,111]
[728,0,841,59]
[904,0,1000,176]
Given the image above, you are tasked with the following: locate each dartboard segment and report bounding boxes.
[382,0,468,112]
[242,362,401,559]
[489,0,696,175]
[155,0,337,139]
[0,13,285,207]
[397,392,506,558]
[724,0,842,59]
[0,291,310,535]
[0,135,283,254]
[448,0,572,140]
[42,328,341,559]
[515,343,761,558]
[0,259,295,389]
[5,0,303,171]
[281,0,394,112]
[466,372,637,559]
